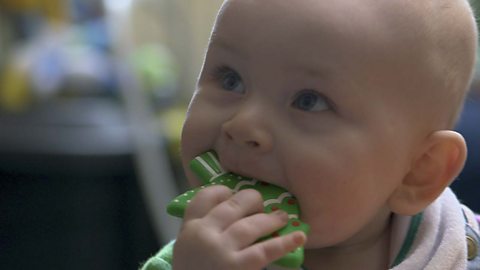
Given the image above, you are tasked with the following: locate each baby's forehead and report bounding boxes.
[220,0,468,37]
[217,2,399,53]
[215,0,474,80]
[215,0,438,66]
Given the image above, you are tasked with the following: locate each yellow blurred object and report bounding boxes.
[0,0,67,23]
[159,105,187,160]
[0,65,32,112]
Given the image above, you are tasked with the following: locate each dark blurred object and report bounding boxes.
[452,91,480,213]
[0,97,159,269]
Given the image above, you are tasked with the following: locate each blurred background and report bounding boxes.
[0,0,478,269]
[0,0,223,269]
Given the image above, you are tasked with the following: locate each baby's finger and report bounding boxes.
[224,210,289,250]
[238,231,307,269]
[183,185,233,220]
[204,189,264,230]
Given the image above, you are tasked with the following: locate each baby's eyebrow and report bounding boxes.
[280,61,335,84]
[289,65,331,79]
[209,36,247,58]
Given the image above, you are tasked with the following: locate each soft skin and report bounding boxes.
[175,0,477,269]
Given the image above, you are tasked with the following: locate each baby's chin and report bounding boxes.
[302,233,345,250]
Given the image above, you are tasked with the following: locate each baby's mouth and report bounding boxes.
[215,150,285,190]
[170,149,309,268]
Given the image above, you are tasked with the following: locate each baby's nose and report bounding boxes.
[221,112,273,153]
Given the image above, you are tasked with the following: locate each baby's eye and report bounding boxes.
[292,90,330,112]
[214,66,245,94]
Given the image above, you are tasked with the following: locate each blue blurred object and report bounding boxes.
[13,23,117,101]
[452,94,480,213]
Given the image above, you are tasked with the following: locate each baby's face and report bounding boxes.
[182,0,425,249]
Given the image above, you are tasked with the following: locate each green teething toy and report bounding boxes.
[167,151,310,269]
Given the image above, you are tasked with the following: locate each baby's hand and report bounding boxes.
[172,185,307,270]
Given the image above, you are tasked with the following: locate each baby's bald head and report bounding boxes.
[386,0,478,129]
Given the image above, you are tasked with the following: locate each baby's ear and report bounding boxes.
[388,130,466,215]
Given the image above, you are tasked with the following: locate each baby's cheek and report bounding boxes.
[293,184,359,247]
[181,117,216,156]
[181,116,226,186]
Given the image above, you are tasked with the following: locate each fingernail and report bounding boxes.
[273,210,289,221]
[292,232,306,245]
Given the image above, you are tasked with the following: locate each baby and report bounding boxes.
[142,0,480,269]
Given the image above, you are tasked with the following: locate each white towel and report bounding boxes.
[391,188,469,270]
